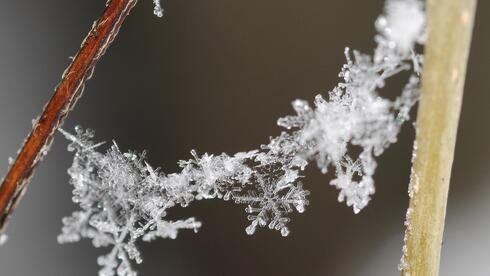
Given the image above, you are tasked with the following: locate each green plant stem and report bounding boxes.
[402,0,477,275]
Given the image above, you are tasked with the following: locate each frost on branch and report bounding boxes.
[59,0,424,274]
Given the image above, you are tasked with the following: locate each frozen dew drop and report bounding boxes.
[353,206,361,214]
[296,203,305,213]
[0,234,7,246]
[280,227,290,237]
[375,16,388,30]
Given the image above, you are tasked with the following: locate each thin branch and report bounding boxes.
[402,0,477,275]
[0,0,138,234]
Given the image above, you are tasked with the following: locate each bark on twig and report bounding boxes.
[402,0,477,275]
[0,0,138,234]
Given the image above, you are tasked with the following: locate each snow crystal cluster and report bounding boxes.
[278,0,424,213]
[59,0,425,275]
[59,126,309,276]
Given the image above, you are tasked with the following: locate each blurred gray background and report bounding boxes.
[0,0,488,275]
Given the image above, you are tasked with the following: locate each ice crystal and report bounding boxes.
[153,0,164,17]
[59,0,425,274]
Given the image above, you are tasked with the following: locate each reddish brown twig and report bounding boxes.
[0,0,138,234]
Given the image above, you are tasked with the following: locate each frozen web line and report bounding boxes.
[59,1,425,275]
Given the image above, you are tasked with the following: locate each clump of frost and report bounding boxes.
[376,0,425,54]
[59,0,425,274]
[278,49,420,212]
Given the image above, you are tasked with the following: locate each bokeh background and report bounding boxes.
[0,0,488,275]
